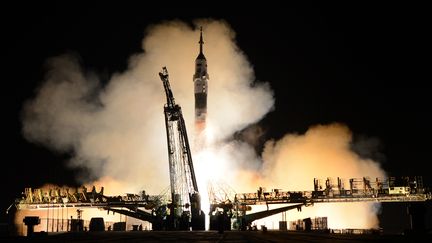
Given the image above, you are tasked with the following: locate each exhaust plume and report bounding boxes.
[22,19,274,195]
[262,123,384,188]
[257,123,385,228]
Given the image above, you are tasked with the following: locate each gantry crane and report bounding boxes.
[159,67,205,230]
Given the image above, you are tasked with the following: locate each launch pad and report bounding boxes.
[7,28,432,237]
[12,175,431,234]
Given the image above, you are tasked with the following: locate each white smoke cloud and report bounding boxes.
[255,123,385,228]
[262,123,385,189]
[21,19,274,195]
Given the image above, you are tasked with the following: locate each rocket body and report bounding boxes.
[194,28,209,134]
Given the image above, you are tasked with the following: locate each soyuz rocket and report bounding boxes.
[193,27,209,134]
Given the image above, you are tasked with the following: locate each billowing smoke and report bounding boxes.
[22,19,385,229]
[256,123,385,228]
[262,123,384,188]
[196,123,385,229]
[22,20,273,195]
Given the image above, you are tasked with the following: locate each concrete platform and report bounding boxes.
[2,230,432,243]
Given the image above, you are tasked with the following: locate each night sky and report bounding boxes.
[2,4,431,226]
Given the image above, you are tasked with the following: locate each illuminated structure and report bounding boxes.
[12,176,431,234]
[209,176,431,230]
[159,67,205,230]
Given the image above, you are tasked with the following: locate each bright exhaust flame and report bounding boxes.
[21,19,385,229]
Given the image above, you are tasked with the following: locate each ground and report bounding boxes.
[2,230,432,243]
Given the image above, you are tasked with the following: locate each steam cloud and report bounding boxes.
[262,123,384,189]
[22,19,385,229]
[22,20,273,194]
[255,123,385,229]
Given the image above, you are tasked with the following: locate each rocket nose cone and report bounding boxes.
[196,53,206,60]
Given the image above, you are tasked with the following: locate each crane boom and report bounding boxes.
[159,67,175,108]
[159,67,204,230]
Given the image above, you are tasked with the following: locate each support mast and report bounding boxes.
[159,67,205,230]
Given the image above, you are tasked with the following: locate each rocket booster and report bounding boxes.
[194,27,209,132]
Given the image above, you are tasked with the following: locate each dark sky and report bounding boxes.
[2,4,431,224]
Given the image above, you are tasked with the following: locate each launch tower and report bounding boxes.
[159,67,205,230]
